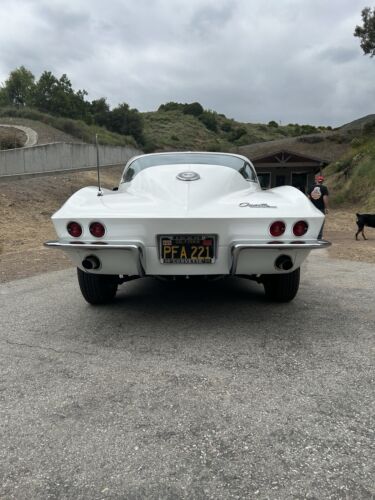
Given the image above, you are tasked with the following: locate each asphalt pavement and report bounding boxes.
[0,253,374,499]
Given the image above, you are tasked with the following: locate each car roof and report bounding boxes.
[126,151,252,165]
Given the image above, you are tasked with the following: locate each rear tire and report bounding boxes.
[262,268,300,302]
[77,268,118,305]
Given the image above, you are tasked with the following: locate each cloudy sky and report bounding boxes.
[0,0,374,126]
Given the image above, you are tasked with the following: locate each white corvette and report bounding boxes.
[45,152,330,304]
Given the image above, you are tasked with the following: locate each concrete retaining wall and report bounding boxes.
[0,142,142,177]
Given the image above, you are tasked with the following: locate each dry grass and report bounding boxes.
[0,126,26,149]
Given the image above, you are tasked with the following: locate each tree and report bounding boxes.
[0,85,8,106]
[33,71,89,120]
[354,7,375,57]
[33,71,64,115]
[158,102,185,112]
[183,102,204,117]
[2,66,35,106]
[54,74,89,120]
[90,97,110,126]
[107,103,144,144]
[32,71,59,112]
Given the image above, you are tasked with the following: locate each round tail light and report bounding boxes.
[269,220,286,237]
[67,221,82,238]
[89,222,105,238]
[293,220,308,237]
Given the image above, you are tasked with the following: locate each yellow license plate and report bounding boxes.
[159,235,216,264]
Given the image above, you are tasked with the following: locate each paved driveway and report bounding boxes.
[0,254,374,499]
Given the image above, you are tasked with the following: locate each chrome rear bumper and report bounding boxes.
[44,239,330,276]
[44,241,142,251]
[232,239,331,251]
[44,241,144,276]
[230,239,331,275]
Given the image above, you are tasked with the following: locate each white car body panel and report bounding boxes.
[46,152,329,277]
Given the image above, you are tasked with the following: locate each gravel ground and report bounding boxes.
[0,252,374,499]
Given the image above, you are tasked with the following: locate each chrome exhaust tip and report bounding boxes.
[275,255,293,271]
[82,255,100,270]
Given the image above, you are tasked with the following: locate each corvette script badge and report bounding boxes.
[239,202,277,208]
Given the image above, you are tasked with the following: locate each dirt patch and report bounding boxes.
[0,167,122,283]
[324,209,375,263]
[1,170,374,283]
[0,126,27,149]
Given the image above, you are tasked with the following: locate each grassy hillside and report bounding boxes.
[141,109,324,152]
[0,107,137,147]
[0,104,327,152]
[325,133,375,211]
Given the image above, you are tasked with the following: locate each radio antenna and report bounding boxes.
[95,134,103,197]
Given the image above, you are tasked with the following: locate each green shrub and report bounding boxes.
[158,102,185,112]
[300,124,317,134]
[228,127,247,142]
[199,111,218,132]
[142,138,157,153]
[221,121,233,132]
[277,128,289,136]
[183,102,204,117]
[351,137,364,148]
[57,118,88,140]
[292,125,301,136]
[363,119,375,135]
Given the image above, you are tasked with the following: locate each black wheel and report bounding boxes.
[262,268,300,302]
[77,268,118,305]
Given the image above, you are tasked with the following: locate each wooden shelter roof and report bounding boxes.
[238,133,350,164]
[250,149,328,165]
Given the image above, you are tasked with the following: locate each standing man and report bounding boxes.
[307,175,329,239]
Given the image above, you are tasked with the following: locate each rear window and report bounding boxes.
[122,153,257,183]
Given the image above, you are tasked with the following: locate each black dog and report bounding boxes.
[355,213,375,240]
